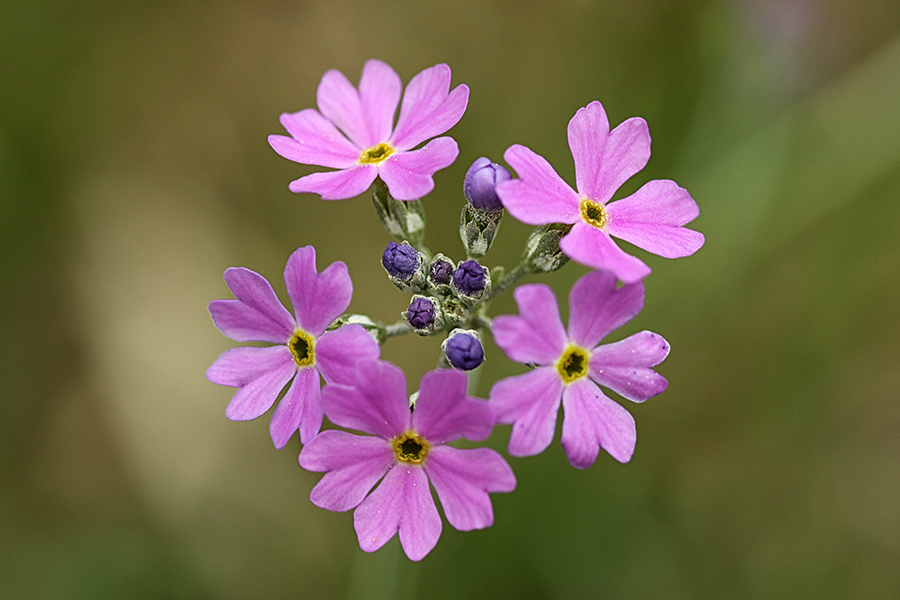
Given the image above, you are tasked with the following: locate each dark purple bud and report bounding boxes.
[381,241,421,281]
[429,257,454,286]
[403,295,444,335]
[406,297,436,330]
[463,157,510,212]
[452,260,487,297]
[443,330,485,370]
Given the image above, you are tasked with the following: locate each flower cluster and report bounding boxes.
[208,60,703,560]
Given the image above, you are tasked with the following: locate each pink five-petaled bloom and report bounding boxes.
[490,270,669,468]
[206,246,379,448]
[299,360,515,561]
[496,100,705,283]
[268,59,469,201]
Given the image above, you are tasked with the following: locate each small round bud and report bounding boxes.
[463,157,510,212]
[402,295,444,335]
[429,257,454,286]
[452,259,490,301]
[439,296,467,327]
[406,297,436,329]
[442,329,485,370]
[382,241,421,281]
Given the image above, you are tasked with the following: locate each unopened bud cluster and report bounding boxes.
[381,240,491,370]
[372,157,579,370]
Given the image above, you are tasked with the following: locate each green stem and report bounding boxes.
[484,261,532,302]
[384,320,414,339]
[468,314,492,331]
[371,179,431,258]
[412,241,432,262]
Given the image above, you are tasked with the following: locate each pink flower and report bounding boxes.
[268,59,469,201]
[299,360,515,561]
[496,101,705,283]
[207,246,379,448]
[490,271,669,468]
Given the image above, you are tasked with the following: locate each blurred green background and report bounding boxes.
[3,0,900,598]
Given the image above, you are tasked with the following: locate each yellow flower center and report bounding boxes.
[579,197,608,229]
[391,430,430,464]
[556,344,590,384]
[288,328,316,368]
[359,142,394,164]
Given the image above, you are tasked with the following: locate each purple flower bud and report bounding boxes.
[382,241,421,281]
[452,260,487,297]
[406,297,436,330]
[429,257,454,286]
[463,157,510,212]
[443,330,485,370]
[403,295,444,335]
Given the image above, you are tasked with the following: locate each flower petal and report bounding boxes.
[605,179,705,258]
[268,109,360,168]
[567,271,644,348]
[561,379,636,467]
[209,267,295,343]
[283,246,352,336]
[569,102,650,203]
[206,345,292,386]
[412,370,492,444]
[490,367,564,457]
[316,66,371,149]
[321,360,410,439]
[314,324,381,385]
[354,465,441,561]
[358,59,402,146]
[378,136,459,201]
[287,165,378,200]
[269,366,322,448]
[559,222,651,283]
[300,430,394,512]
[219,351,297,422]
[391,63,468,151]
[492,283,567,365]
[568,100,609,194]
[590,331,669,402]
[426,446,515,532]
[497,144,580,225]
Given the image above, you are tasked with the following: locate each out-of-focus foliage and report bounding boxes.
[2,0,900,598]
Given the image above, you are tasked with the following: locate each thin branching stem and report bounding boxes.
[384,321,414,339]
[484,261,532,302]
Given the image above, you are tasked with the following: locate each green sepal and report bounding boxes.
[522,223,572,273]
[327,314,387,345]
[371,179,427,248]
[460,204,503,259]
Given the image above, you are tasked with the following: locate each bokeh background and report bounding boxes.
[3,0,900,598]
